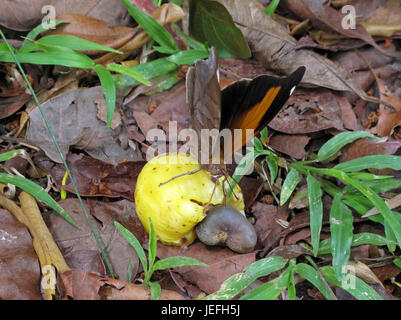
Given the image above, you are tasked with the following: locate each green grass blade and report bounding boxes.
[121,0,178,53]
[114,57,178,87]
[264,0,280,16]
[149,281,161,300]
[343,178,401,196]
[240,266,291,300]
[107,62,151,86]
[318,232,396,255]
[37,35,123,54]
[347,172,393,180]
[334,155,401,172]
[171,23,207,51]
[0,51,95,68]
[0,173,78,227]
[321,266,382,300]
[317,131,380,162]
[0,149,23,162]
[167,49,210,65]
[226,149,257,203]
[296,164,401,249]
[148,218,157,271]
[266,153,278,185]
[153,256,207,272]
[295,263,337,300]
[330,194,353,280]
[205,256,287,300]
[115,221,148,272]
[23,20,66,45]
[93,64,116,128]
[307,174,323,256]
[280,168,301,206]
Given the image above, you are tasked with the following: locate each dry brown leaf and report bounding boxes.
[45,14,136,56]
[269,89,344,134]
[0,0,132,31]
[48,198,140,281]
[282,0,393,57]
[95,3,184,64]
[375,82,401,137]
[26,86,142,164]
[269,134,310,159]
[0,208,41,300]
[57,269,185,300]
[214,0,377,102]
[156,242,256,294]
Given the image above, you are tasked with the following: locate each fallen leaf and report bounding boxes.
[45,14,136,56]
[64,250,106,277]
[156,241,256,294]
[269,89,344,134]
[35,153,145,201]
[340,137,401,163]
[266,244,312,259]
[48,198,140,281]
[57,269,185,300]
[215,0,376,101]
[26,86,142,164]
[282,0,393,57]
[0,209,41,299]
[335,95,358,131]
[0,0,133,31]
[0,94,31,120]
[269,134,310,159]
[127,80,190,134]
[375,82,401,137]
[251,202,280,249]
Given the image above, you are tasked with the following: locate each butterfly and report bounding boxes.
[186,47,306,175]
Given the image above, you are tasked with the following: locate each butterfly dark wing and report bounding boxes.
[186,47,221,135]
[221,66,306,150]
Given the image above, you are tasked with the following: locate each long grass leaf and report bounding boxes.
[280,168,301,205]
[0,173,77,227]
[330,194,353,280]
[115,221,148,272]
[307,174,323,256]
[206,256,287,300]
[334,155,401,172]
[317,131,381,162]
[121,0,178,53]
[321,266,382,300]
[93,64,116,128]
[295,263,337,300]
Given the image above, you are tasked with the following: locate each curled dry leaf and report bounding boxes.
[95,3,184,65]
[45,14,137,56]
[215,0,376,102]
[58,269,185,300]
[281,0,393,57]
[0,0,133,31]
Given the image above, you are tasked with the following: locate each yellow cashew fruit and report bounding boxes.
[135,152,245,246]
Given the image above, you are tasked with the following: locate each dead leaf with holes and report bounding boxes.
[26,86,142,164]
